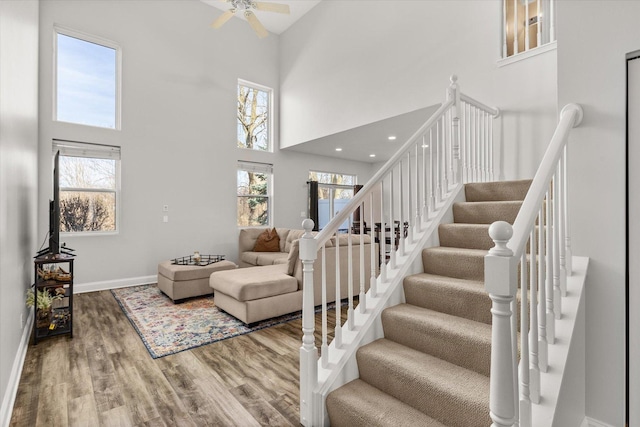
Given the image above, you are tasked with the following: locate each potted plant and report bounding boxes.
[26,288,63,328]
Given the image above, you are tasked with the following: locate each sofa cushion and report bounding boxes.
[241,251,288,266]
[253,227,280,252]
[210,264,297,302]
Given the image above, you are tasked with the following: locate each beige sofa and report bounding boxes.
[210,228,378,324]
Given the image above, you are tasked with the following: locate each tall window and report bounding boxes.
[238,161,272,227]
[237,80,272,151]
[309,171,357,230]
[54,140,121,233]
[54,27,121,129]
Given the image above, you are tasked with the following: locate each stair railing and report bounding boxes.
[484,103,583,427]
[299,76,500,426]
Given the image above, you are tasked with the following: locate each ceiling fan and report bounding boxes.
[211,0,290,39]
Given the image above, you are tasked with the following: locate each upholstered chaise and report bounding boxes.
[210,229,378,324]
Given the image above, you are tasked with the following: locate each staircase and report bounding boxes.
[325,179,532,427]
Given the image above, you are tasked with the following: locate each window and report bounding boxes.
[502,0,555,59]
[54,140,121,233]
[54,27,121,129]
[237,161,272,227]
[237,80,272,151]
[309,171,357,230]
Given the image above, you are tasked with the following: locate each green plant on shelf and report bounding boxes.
[26,288,63,311]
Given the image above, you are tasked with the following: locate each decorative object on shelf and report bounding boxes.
[26,288,63,329]
[171,254,225,267]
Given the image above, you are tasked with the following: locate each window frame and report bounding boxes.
[237,161,273,228]
[54,140,122,236]
[237,79,273,152]
[53,25,123,130]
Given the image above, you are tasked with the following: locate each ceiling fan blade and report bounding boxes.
[211,9,235,29]
[245,11,268,38]
[254,1,290,14]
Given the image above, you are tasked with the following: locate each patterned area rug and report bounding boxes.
[112,284,311,359]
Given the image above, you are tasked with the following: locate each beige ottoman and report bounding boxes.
[157,260,237,302]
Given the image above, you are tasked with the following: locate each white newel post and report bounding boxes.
[299,219,318,427]
[448,75,461,185]
[485,221,518,427]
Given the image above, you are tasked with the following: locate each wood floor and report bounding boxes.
[10,290,343,427]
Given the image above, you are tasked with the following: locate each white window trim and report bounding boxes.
[237,161,273,228]
[309,170,358,186]
[237,79,273,153]
[53,25,123,130]
[54,139,122,236]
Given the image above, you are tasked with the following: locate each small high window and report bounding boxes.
[502,0,555,59]
[237,161,273,227]
[237,80,272,151]
[54,27,121,129]
[54,140,121,233]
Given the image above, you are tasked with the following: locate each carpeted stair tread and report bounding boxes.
[438,223,493,250]
[404,273,492,324]
[453,200,522,224]
[326,379,448,427]
[422,247,487,281]
[382,304,492,376]
[464,179,532,202]
[357,338,490,427]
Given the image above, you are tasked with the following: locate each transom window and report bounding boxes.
[54,140,121,233]
[237,80,272,151]
[54,27,121,129]
[238,161,273,227]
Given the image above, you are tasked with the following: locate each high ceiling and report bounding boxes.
[202,0,322,35]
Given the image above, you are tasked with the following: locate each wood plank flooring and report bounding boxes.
[10,290,344,426]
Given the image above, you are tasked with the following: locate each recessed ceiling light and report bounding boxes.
[422,144,429,148]
[369,154,376,158]
[335,148,343,152]
[388,136,397,141]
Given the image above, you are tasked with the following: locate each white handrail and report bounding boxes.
[484,103,583,427]
[299,76,500,426]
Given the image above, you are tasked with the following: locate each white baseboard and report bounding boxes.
[74,275,156,294]
[0,313,33,427]
[582,417,617,427]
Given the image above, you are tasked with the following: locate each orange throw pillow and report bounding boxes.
[253,228,280,252]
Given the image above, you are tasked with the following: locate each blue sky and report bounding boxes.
[57,33,116,129]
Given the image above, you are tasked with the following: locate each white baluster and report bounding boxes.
[369,192,377,298]
[489,113,495,181]
[503,0,508,58]
[347,218,354,330]
[513,0,519,55]
[422,136,428,219]
[485,221,517,427]
[399,160,405,257]
[321,244,328,368]
[429,128,436,212]
[415,143,421,232]
[511,298,519,427]
[559,152,568,296]
[407,152,414,243]
[536,0,542,47]
[564,145,573,275]
[545,189,555,344]
[436,119,442,202]
[520,252,531,427]
[359,208,366,313]
[525,0,530,51]
[299,219,318,427]
[553,172,562,319]
[538,206,549,372]
[550,0,555,42]
[529,229,541,403]
[334,230,342,348]
[389,170,396,270]
[475,107,480,182]
[380,180,387,283]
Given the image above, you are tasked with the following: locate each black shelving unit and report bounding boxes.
[32,253,74,345]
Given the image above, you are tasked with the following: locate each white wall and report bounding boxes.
[38,0,376,288]
[279,0,558,181]
[0,0,39,424]
[557,2,640,425]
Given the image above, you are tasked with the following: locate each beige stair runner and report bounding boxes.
[326,179,531,427]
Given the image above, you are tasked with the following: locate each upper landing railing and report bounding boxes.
[503,0,556,59]
[484,103,583,427]
[298,76,500,426]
